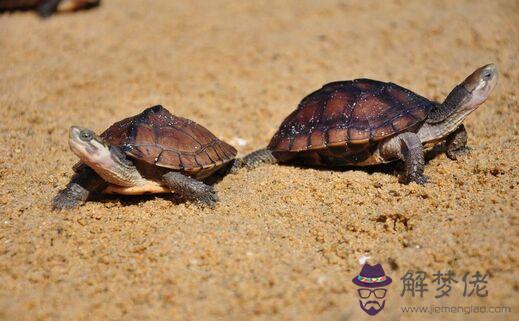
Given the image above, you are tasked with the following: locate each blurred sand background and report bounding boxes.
[0,0,518,320]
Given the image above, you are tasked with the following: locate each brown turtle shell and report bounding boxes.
[268,79,435,152]
[0,0,42,10]
[100,105,237,173]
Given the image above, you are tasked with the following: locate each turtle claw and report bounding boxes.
[51,191,83,210]
[195,189,219,208]
[446,146,472,160]
[401,174,429,185]
[51,182,90,210]
[414,175,429,185]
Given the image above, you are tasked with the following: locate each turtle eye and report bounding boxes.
[483,70,493,80]
[79,130,93,141]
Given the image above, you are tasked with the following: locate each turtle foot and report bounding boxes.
[401,174,429,185]
[52,190,84,210]
[446,146,472,160]
[194,188,219,208]
[162,172,219,208]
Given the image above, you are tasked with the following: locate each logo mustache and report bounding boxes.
[362,300,382,308]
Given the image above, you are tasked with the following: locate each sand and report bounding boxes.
[0,0,517,320]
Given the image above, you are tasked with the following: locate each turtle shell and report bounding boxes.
[0,0,41,10]
[268,79,435,152]
[100,105,237,173]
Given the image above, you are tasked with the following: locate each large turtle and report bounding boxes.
[233,64,498,184]
[0,0,100,18]
[52,105,237,209]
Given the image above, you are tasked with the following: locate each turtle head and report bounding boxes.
[68,126,113,168]
[459,63,498,110]
[69,126,142,186]
[432,64,498,123]
[424,64,498,141]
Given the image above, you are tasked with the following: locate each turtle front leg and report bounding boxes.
[380,132,428,185]
[52,166,106,210]
[37,0,62,17]
[445,124,471,160]
[162,172,218,207]
[230,148,278,173]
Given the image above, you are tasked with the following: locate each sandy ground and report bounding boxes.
[0,0,518,320]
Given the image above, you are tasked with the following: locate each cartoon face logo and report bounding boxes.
[352,263,392,316]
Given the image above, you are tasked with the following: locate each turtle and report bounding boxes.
[52,105,237,210]
[0,0,100,18]
[233,64,498,184]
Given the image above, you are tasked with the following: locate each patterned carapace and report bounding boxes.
[101,105,237,172]
[268,79,435,152]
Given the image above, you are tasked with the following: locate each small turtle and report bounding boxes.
[234,64,498,184]
[52,105,237,209]
[0,0,100,18]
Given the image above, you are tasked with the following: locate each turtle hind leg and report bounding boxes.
[445,124,471,160]
[230,148,278,173]
[36,0,62,17]
[380,132,428,185]
[52,166,106,210]
[162,172,218,208]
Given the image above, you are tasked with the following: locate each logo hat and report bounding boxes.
[352,263,392,288]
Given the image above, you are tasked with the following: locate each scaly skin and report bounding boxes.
[379,132,427,184]
[445,124,470,160]
[229,148,277,173]
[52,166,106,210]
[162,172,218,207]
